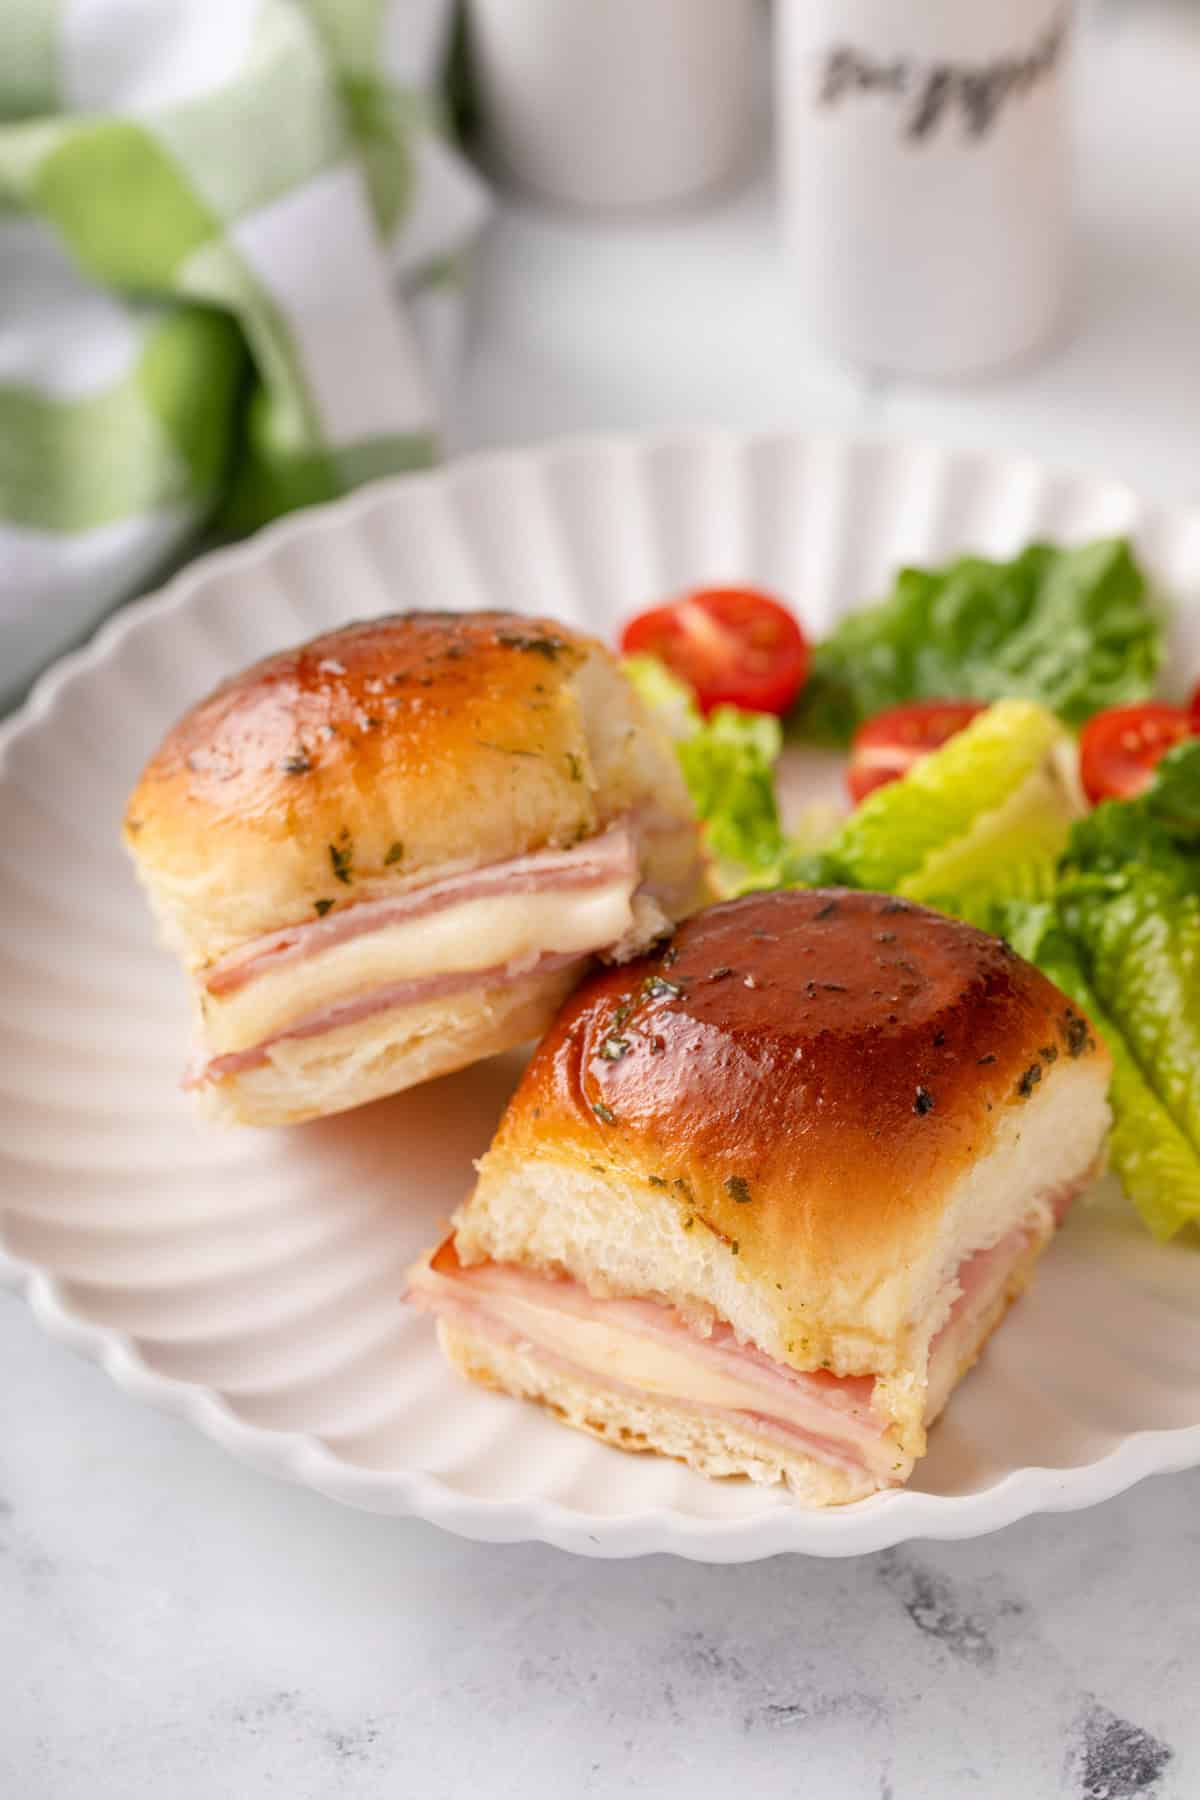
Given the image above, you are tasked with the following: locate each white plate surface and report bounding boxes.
[2,433,1199,1560]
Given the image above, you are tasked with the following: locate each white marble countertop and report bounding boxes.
[3,1320,1198,1798]
[5,3,1200,1795]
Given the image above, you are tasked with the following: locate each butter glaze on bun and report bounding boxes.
[124,610,708,1125]
[414,889,1112,1502]
[126,610,703,960]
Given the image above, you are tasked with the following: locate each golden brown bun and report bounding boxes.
[124,610,704,965]
[455,888,1113,1394]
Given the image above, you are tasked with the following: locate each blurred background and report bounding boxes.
[3,0,1199,708]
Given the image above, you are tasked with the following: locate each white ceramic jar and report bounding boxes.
[776,0,1075,377]
[464,0,757,212]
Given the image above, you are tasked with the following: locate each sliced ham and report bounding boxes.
[409,1201,1081,1483]
[206,823,641,997]
[409,1240,896,1481]
[921,1170,1092,1418]
[923,1225,1035,1420]
[431,1293,881,1476]
[187,947,585,1086]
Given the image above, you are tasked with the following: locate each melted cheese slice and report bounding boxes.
[467,1286,782,1412]
[410,1220,1048,1487]
[201,878,637,1055]
[410,1252,896,1479]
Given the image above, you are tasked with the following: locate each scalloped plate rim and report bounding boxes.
[3,1241,1200,1561]
[2,429,1198,1562]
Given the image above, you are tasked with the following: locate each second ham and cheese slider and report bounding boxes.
[123,610,709,1125]
[409,888,1112,1506]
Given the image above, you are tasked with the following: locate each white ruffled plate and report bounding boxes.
[2,434,1199,1560]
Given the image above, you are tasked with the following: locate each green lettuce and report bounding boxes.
[1060,745,1200,1135]
[1055,742,1200,1236]
[793,538,1161,744]
[801,698,1076,902]
[999,886,1200,1243]
[676,707,787,877]
[623,655,789,885]
[999,741,1200,1239]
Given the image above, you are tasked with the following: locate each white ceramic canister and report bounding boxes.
[776,0,1075,377]
[464,0,757,212]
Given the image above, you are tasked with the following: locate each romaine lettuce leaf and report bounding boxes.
[900,754,1070,913]
[1062,876,1200,1157]
[998,899,1200,1241]
[1104,1049,1200,1242]
[793,538,1161,743]
[676,706,786,876]
[813,699,1072,895]
[999,746,1200,1239]
[1051,740,1200,1219]
[624,654,788,885]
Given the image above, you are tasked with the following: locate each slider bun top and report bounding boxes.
[465,888,1111,1368]
[124,610,697,964]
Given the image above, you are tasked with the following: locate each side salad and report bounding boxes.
[621,540,1200,1241]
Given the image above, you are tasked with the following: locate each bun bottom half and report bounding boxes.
[437,1318,876,1507]
[437,1219,1044,1507]
[198,963,584,1127]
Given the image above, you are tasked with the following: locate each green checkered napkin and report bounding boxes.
[0,0,488,702]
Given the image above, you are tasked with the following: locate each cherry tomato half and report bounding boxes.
[1078,703,1194,805]
[846,700,987,806]
[620,588,809,717]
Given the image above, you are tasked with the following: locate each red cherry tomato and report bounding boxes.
[620,588,809,717]
[846,700,987,806]
[1191,680,1200,732]
[1078,703,1194,805]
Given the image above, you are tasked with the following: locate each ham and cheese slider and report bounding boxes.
[409,888,1112,1506]
[123,610,708,1126]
